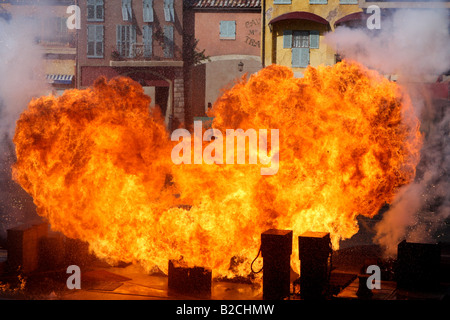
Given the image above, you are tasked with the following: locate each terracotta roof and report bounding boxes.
[188,0,261,9]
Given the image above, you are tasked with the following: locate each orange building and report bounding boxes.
[184,0,263,123]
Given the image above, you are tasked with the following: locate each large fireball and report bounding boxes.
[12,61,422,277]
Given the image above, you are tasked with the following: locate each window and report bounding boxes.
[143,25,153,58]
[283,30,320,68]
[274,0,291,3]
[339,0,358,3]
[122,0,132,21]
[87,0,104,22]
[220,21,236,40]
[163,25,174,58]
[87,25,104,58]
[143,0,154,23]
[309,0,327,4]
[293,31,309,48]
[116,25,137,58]
[40,17,73,44]
[164,0,174,22]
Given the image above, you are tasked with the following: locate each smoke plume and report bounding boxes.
[326,9,450,256]
[0,13,48,241]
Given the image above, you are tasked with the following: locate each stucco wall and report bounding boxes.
[204,56,262,108]
[263,0,362,69]
[195,11,262,58]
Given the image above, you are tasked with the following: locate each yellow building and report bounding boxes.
[262,0,363,74]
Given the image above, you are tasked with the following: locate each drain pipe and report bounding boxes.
[261,0,266,68]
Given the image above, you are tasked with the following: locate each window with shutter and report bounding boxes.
[164,25,174,58]
[292,48,309,68]
[164,0,174,22]
[87,0,104,22]
[143,0,153,23]
[96,25,104,57]
[339,0,358,4]
[274,0,291,4]
[143,25,153,58]
[116,25,136,58]
[116,25,122,56]
[220,21,236,40]
[309,30,320,49]
[309,0,327,4]
[285,29,319,68]
[122,0,132,21]
[293,31,309,48]
[87,25,103,58]
[283,30,292,48]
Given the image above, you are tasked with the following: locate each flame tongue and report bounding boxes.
[12,61,422,277]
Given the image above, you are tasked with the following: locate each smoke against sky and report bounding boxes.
[326,9,450,256]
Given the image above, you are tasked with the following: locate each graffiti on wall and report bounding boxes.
[244,18,261,48]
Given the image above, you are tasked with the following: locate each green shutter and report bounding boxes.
[310,0,327,4]
[164,0,172,22]
[220,21,235,39]
[95,25,103,57]
[87,25,95,41]
[122,0,127,20]
[116,25,122,55]
[283,30,292,49]
[130,26,137,58]
[292,48,309,68]
[220,21,225,37]
[229,21,236,39]
[143,25,152,57]
[164,25,174,58]
[310,30,319,49]
[87,25,94,56]
[143,0,153,22]
[169,0,174,21]
[122,0,132,21]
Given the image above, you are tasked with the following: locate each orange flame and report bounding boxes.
[12,61,422,277]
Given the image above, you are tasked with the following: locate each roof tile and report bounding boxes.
[189,0,261,9]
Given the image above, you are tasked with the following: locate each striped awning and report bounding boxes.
[46,74,74,85]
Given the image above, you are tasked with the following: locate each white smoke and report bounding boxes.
[325,9,450,257]
[326,9,450,82]
[0,14,49,240]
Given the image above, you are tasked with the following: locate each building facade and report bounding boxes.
[262,0,362,76]
[76,0,185,128]
[263,0,450,77]
[184,0,262,123]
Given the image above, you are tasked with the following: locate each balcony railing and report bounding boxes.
[112,43,153,60]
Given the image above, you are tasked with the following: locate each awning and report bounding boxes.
[46,74,74,85]
[334,12,366,27]
[269,11,329,26]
